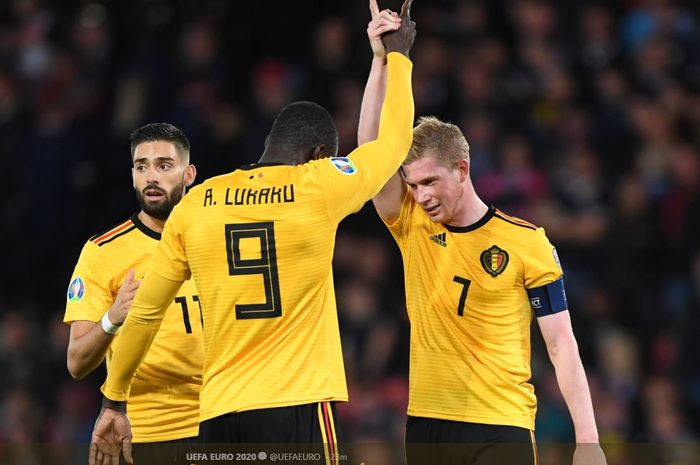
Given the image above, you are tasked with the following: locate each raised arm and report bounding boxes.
[358,0,399,145]
[538,311,607,465]
[358,0,409,225]
[361,0,415,164]
[320,0,416,224]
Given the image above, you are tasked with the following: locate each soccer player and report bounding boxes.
[64,123,203,464]
[88,4,416,465]
[358,6,607,465]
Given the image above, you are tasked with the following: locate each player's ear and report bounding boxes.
[457,159,469,183]
[311,144,326,161]
[184,164,197,187]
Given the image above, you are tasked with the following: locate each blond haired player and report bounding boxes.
[358,3,607,464]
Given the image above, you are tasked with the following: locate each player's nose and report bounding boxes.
[416,187,430,204]
[145,166,160,184]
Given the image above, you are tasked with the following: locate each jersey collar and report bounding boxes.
[131,213,161,240]
[443,204,496,233]
[239,162,287,170]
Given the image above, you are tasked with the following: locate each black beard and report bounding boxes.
[135,184,184,221]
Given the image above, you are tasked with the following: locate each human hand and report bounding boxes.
[107,270,141,326]
[89,402,133,465]
[368,0,401,59]
[573,443,607,465]
[382,0,416,58]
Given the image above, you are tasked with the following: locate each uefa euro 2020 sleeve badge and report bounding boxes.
[67,276,86,302]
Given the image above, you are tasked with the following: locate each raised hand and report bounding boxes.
[108,269,141,326]
[368,0,401,59]
[382,0,416,58]
[89,405,133,465]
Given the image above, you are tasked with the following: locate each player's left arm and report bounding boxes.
[89,270,181,465]
[526,227,606,464]
[537,312,607,465]
[101,270,182,400]
[537,311,599,441]
[101,203,191,400]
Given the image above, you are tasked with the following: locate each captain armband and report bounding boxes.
[527,277,568,317]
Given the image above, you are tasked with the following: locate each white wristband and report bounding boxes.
[101,312,121,335]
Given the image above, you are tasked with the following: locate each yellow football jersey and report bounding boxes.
[64,214,203,442]
[102,52,415,423]
[386,194,564,430]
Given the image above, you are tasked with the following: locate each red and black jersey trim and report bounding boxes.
[90,218,136,246]
[494,209,538,230]
[89,214,161,246]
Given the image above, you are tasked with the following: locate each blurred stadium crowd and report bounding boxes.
[1,0,700,463]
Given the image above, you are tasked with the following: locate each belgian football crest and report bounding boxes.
[480,245,509,277]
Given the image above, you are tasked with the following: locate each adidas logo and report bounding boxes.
[430,232,447,247]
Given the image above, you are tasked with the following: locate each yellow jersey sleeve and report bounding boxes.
[101,269,183,401]
[150,203,191,282]
[384,187,415,247]
[64,241,114,323]
[314,52,414,224]
[524,227,563,289]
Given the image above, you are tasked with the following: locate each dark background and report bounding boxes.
[1,0,700,463]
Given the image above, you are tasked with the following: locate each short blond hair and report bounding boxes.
[405,116,470,167]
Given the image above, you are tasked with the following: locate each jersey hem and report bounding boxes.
[407,408,534,431]
[200,395,349,423]
[63,315,100,324]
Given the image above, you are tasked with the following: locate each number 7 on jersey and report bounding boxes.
[453,275,471,317]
